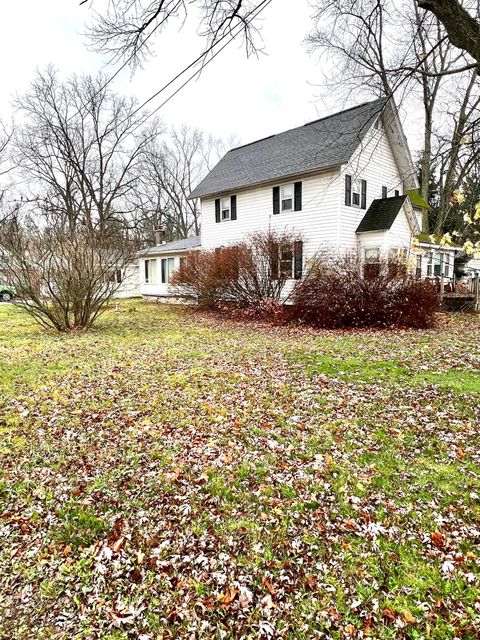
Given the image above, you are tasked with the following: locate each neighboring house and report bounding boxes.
[139,236,201,298]
[112,262,141,299]
[137,97,437,299]
[414,241,457,284]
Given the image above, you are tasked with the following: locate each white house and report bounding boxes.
[138,98,446,299]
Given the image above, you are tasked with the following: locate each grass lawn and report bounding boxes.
[1,301,479,639]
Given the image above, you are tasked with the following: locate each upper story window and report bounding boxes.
[352,180,361,206]
[215,195,237,223]
[345,175,367,209]
[281,184,294,211]
[144,258,157,284]
[221,197,230,220]
[273,182,302,214]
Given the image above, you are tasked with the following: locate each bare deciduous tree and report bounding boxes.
[84,0,266,67]
[0,68,160,331]
[308,0,480,234]
[13,67,160,232]
[0,211,137,331]
[130,126,232,243]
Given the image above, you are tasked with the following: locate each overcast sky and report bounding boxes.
[0,0,422,152]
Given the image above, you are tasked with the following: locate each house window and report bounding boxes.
[382,186,388,199]
[279,245,293,277]
[433,252,443,277]
[365,247,380,262]
[145,258,157,284]
[281,184,294,211]
[364,247,380,279]
[161,257,175,284]
[416,255,422,279]
[109,269,122,284]
[271,242,303,280]
[352,180,361,207]
[444,253,451,278]
[221,197,230,221]
[426,252,433,277]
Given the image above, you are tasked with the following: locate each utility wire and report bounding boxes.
[117,0,273,131]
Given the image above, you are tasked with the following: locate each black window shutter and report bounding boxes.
[361,179,367,209]
[345,175,352,206]
[294,241,303,280]
[270,242,279,279]
[382,186,387,199]
[294,182,302,211]
[273,186,280,215]
[161,259,166,284]
[215,198,221,223]
[230,195,237,220]
[145,261,149,282]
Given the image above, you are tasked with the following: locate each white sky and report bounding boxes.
[0,0,422,153]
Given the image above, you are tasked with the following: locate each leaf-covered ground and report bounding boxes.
[1,301,479,640]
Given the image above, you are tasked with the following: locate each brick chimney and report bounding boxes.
[154,228,166,245]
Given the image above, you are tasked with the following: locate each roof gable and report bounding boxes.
[189,98,388,199]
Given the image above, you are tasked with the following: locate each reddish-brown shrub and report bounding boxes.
[288,253,440,329]
[171,230,302,308]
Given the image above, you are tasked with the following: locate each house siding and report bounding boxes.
[388,208,414,250]
[200,168,342,262]
[340,120,405,251]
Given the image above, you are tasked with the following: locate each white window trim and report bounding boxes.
[364,247,380,262]
[352,180,361,208]
[221,197,230,221]
[281,184,294,212]
[145,258,157,284]
[161,257,175,284]
[279,244,294,278]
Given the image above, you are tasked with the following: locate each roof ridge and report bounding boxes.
[229,97,387,154]
[303,97,387,128]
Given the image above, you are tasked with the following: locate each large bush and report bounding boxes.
[288,253,440,329]
[171,230,302,308]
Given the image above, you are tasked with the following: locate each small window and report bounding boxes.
[161,257,175,284]
[221,197,230,221]
[364,247,380,262]
[281,184,294,211]
[444,253,451,277]
[382,186,388,199]
[352,180,361,207]
[279,245,293,277]
[433,252,442,277]
[145,258,157,284]
[426,252,433,277]
[395,189,400,197]
[109,269,122,284]
[364,247,380,279]
[416,255,422,279]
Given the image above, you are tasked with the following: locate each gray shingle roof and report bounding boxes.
[189,98,388,199]
[356,195,408,233]
[139,235,201,256]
